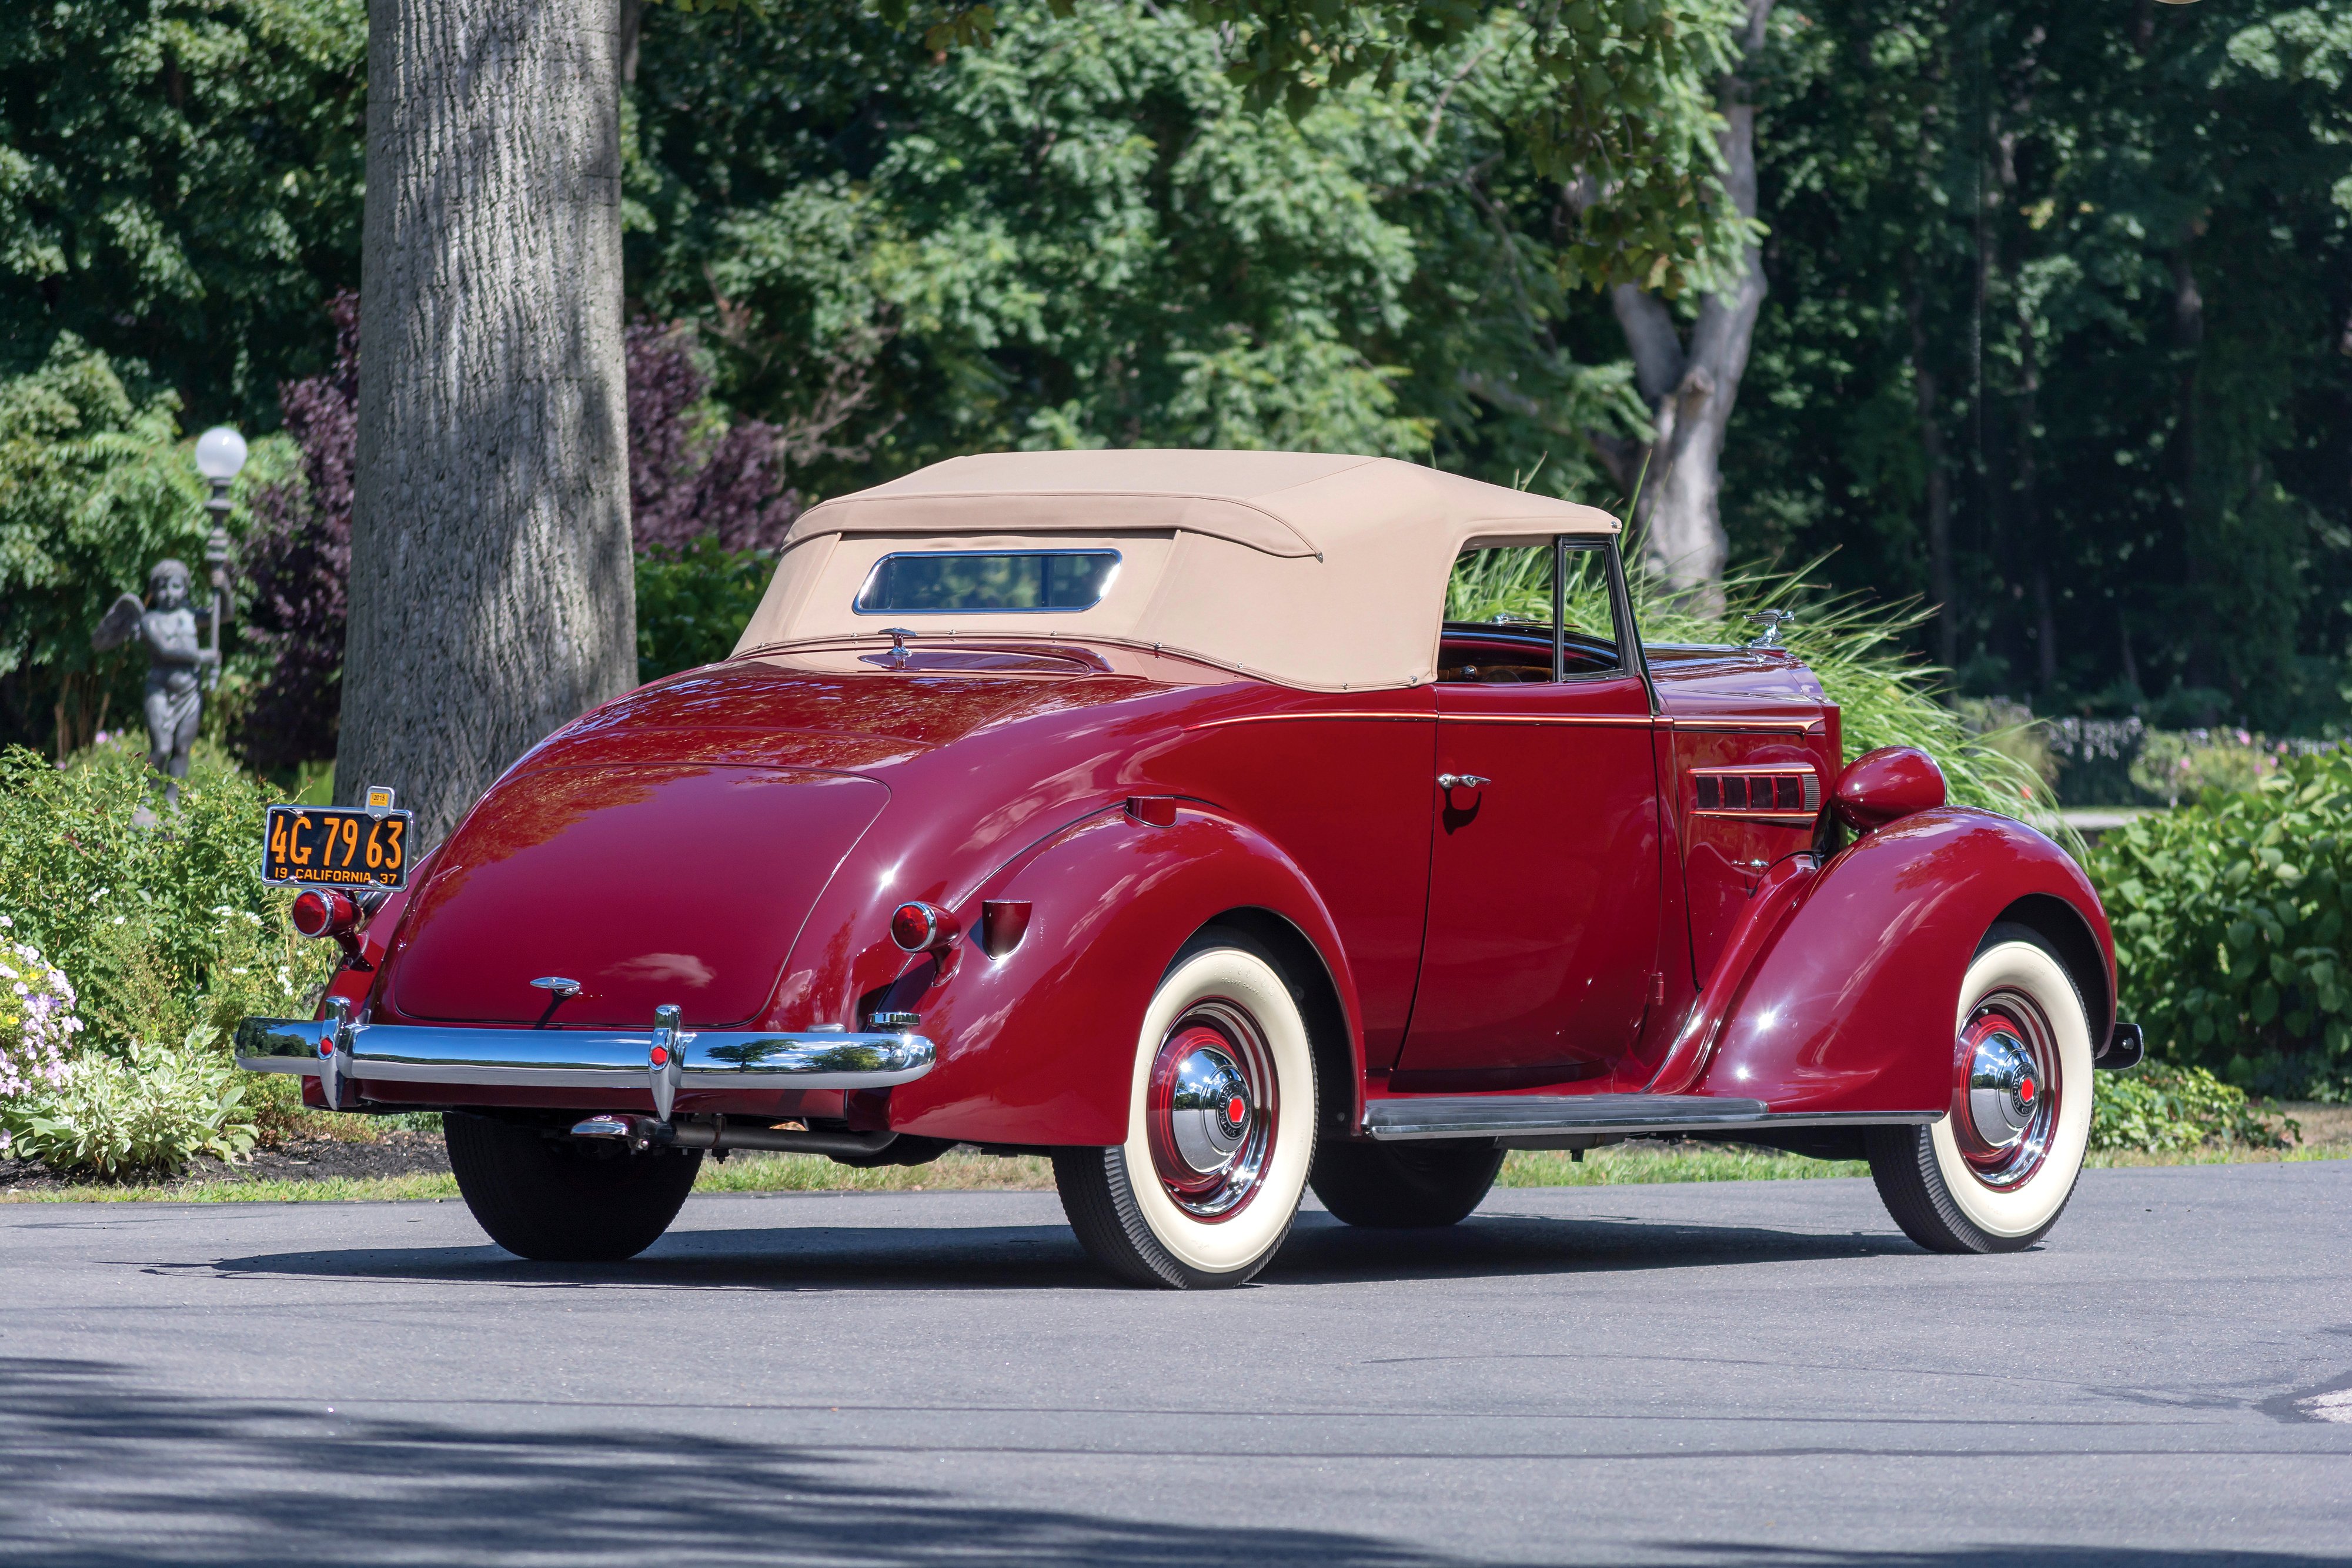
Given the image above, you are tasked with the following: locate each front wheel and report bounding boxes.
[1867,923,2094,1254]
[1054,931,1318,1288]
[445,1112,703,1262]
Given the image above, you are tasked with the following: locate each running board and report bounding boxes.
[1362,1094,1942,1142]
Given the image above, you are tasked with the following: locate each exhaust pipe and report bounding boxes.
[569,1114,896,1158]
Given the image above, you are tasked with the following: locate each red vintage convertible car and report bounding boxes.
[238,450,2139,1286]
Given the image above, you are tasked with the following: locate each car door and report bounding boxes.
[1391,541,1664,1088]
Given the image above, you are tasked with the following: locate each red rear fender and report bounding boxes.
[1693,807,2113,1114]
[880,806,1362,1146]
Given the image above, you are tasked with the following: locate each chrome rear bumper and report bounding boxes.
[234,1009,934,1112]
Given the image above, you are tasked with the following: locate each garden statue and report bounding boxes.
[91,560,218,805]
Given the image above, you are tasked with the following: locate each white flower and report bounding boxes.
[112,916,126,926]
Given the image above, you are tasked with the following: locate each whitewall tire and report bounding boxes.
[1054,931,1318,1288]
[1867,922,2094,1253]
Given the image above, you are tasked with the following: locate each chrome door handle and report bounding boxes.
[1436,773,1491,790]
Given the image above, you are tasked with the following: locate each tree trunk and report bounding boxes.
[1607,0,1773,607]
[340,0,634,845]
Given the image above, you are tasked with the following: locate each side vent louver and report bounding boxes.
[1691,768,1821,818]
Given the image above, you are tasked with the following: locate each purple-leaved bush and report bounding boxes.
[235,295,357,773]
[231,307,799,769]
[626,319,799,554]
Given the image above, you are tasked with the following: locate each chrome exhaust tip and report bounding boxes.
[570,1115,638,1140]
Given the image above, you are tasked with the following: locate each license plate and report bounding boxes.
[262,805,414,890]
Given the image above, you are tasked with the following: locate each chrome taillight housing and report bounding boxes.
[289,888,372,969]
[889,900,960,953]
[290,890,358,940]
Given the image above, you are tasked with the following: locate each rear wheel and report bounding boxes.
[1867,923,2093,1254]
[1054,931,1317,1288]
[445,1112,703,1262]
[1311,1141,1504,1228]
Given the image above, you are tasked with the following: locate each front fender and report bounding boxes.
[1693,807,2113,1113]
[883,804,1361,1146]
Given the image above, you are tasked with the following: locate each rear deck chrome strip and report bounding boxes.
[1362,1094,1942,1141]
[234,1017,936,1094]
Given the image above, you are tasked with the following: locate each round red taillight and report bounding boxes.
[290,890,357,940]
[889,901,958,952]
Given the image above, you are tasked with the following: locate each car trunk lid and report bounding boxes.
[386,763,887,1029]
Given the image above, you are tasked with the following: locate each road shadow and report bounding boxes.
[0,1356,2340,1567]
[205,1208,1917,1294]
[1637,1553,2352,1568]
[0,1354,1450,1568]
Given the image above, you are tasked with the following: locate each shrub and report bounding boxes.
[0,741,331,1048]
[0,918,83,1152]
[2090,1062,2297,1154]
[626,320,800,554]
[637,540,775,681]
[0,1027,258,1176]
[225,310,803,762]
[236,293,359,774]
[2090,751,2352,1099]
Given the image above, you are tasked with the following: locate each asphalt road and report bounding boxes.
[2,1163,2348,1567]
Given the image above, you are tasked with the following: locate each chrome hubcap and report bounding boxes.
[1145,1005,1277,1221]
[1956,994,2058,1189]
[1165,1041,1252,1176]
[1966,1028,2040,1151]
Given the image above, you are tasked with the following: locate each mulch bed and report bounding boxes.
[1,1128,451,1196]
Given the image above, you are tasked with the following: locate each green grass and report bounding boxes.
[1496,1145,1869,1185]
[1,1171,465,1203]
[692,1148,1057,1193]
[9,1138,2343,1203]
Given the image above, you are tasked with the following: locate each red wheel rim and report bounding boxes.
[1144,999,1277,1221]
[1953,988,2059,1189]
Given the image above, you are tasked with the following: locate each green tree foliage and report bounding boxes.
[1195,0,1752,295]
[1726,0,2352,726]
[7,0,2348,740]
[0,0,367,427]
[0,337,291,755]
[623,1,1640,499]
[2091,750,2352,1099]
[637,539,773,681]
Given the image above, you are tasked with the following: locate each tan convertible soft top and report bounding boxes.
[733,450,1619,690]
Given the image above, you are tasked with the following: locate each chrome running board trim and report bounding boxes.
[234,1016,936,1095]
[1362,1094,1942,1141]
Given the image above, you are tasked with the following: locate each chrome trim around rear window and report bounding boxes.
[233,1017,935,1094]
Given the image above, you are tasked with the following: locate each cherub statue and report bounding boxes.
[91,560,218,805]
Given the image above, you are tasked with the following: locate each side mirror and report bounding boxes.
[1832,747,1947,832]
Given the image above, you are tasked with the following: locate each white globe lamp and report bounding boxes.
[192,426,246,691]
[194,426,248,482]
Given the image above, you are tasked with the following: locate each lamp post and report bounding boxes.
[193,426,246,691]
